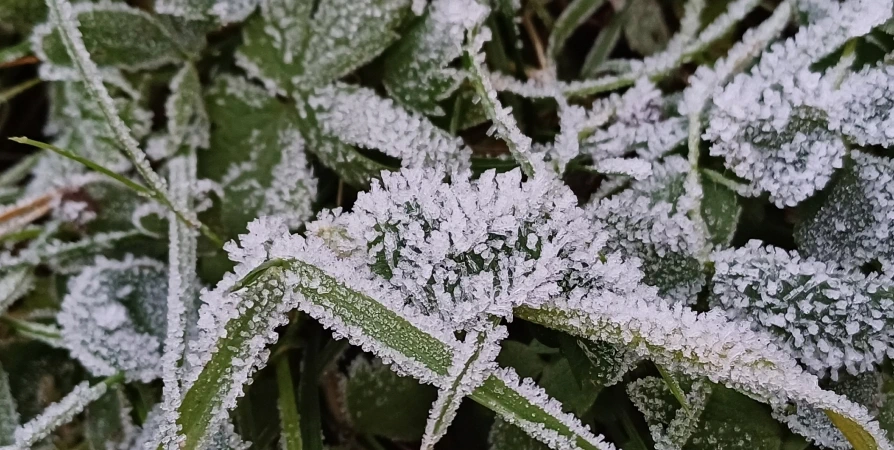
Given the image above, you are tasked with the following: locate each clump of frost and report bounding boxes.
[58,255,168,382]
[710,241,894,377]
[831,65,894,147]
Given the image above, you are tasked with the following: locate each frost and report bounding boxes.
[156,0,259,24]
[589,156,706,304]
[704,0,893,207]
[11,380,109,449]
[627,376,712,450]
[832,65,894,147]
[310,83,472,174]
[710,241,894,377]
[796,151,894,268]
[382,0,490,115]
[58,255,168,382]
[332,168,606,330]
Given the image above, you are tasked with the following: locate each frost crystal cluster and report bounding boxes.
[1,0,894,449]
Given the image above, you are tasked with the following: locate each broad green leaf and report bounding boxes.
[688,385,786,450]
[489,418,550,450]
[496,341,547,380]
[699,170,741,246]
[34,2,191,71]
[538,358,600,416]
[343,356,436,441]
[58,255,168,382]
[237,0,410,94]
[0,362,19,446]
[202,75,317,237]
[85,387,135,450]
[382,0,489,116]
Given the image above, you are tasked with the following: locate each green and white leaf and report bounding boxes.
[155,0,259,24]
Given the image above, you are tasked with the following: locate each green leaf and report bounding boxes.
[538,358,600,416]
[687,385,787,450]
[85,386,134,450]
[496,341,547,380]
[699,170,742,246]
[34,2,191,71]
[548,0,605,62]
[343,356,436,441]
[0,362,19,446]
[558,336,635,389]
[0,0,46,31]
[202,75,318,237]
[796,151,894,268]
[276,357,303,450]
[488,418,550,450]
[237,0,410,94]
[622,0,670,56]
[382,0,488,116]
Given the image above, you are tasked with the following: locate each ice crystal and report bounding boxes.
[832,65,894,148]
[711,241,894,377]
[58,255,168,382]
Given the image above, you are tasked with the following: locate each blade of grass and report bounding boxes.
[0,79,41,104]
[548,0,606,62]
[580,0,631,77]
[277,355,303,450]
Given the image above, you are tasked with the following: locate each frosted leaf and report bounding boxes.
[155,0,259,24]
[627,376,711,450]
[0,230,143,275]
[197,216,612,450]
[589,156,706,304]
[421,324,506,449]
[547,97,588,172]
[796,151,894,268]
[84,386,139,450]
[41,79,152,176]
[622,0,670,56]
[332,168,607,330]
[0,363,18,447]
[488,418,550,450]
[12,379,110,449]
[204,76,318,234]
[148,64,210,161]
[237,0,410,94]
[0,268,35,317]
[832,65,894,147]
[310,83,472,174]
[704,0,893,207]
[698,171,741,247]
[710,241,894,377]
[342,356,436,441]
[582,80,686,162]
[382,0,490,115]
[32,2,192,72]
[0,1,46,31]
[561,338,638,388]
[58,255,168,383]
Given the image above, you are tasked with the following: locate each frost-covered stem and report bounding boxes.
[160,154,198,447]
[10,373,122,449]
[42,0,221,247]
[464,26,536,177]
